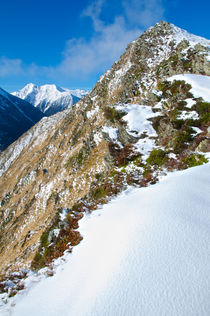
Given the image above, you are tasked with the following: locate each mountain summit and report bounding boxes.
[0,22,209,283]
[96,21,210,105]
[12,84,88,116]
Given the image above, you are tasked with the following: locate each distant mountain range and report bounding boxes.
[0,87,43,152]
[12,83,89,116]
[0,84,88,152]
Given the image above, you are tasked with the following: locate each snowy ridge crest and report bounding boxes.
[171,23,210,48]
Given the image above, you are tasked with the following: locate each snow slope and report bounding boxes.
[2,163,210,316]
[12,84,88,116]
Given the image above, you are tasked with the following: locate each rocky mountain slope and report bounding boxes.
[3,163,210,315]
[0,21,209,287]
[12,84,88,116]
[0,88,44,152]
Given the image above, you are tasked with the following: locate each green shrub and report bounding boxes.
[133,157,144,167]
[109,170,117,178]
[142,164,151,176]
[40,231,49,248]
[185,118,198,127]
[95,173,104,180]
[32,252,45,270]
[156,80,170,94]
[65,147,88,169]
[195,101,210,115]
[92,187,106,199]
[199,112,210,124]
[195,101,210,125]
[104,107,126,122]
[171,80,192,96]
[146,149,168,167]
[177,101,187,110]
[183,60,192,70]
[169,54,179,68]
[120,168,127,174]
[152,116,163,132]
[157,79,192,99]
[169,108,179,121]
[33,252,43,263]
[181,154,208,169]
[173,129,194,154]
[76,150,86,165]
[171,118,184,129]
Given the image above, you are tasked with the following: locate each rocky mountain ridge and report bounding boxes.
[0,21,209,289]
[12,84,89,116]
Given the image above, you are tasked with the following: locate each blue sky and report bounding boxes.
[0,0,209,92]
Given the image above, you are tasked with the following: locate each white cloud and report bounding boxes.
[0,57,23,77]
[55,0,164,78]
[0,0,165,82]
[0,57,49,80]
[57,16,141,78]
[82,0,105,32]
[123,0,164,28]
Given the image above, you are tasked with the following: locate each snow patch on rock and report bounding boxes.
[168,74,210,102]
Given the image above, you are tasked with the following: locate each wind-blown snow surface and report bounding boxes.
[2,163,210,316]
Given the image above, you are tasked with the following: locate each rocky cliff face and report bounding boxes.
[0,22,209,282]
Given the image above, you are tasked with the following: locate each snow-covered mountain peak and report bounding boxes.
[13,83,68,105]
[12,84,89,116]
[170,23,210,48]
[147,21,210,47]
[26,82,36,89]
[13,83,38,100]
[105,21,210,99]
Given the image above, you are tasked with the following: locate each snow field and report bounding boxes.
[2,163,209,316]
